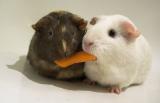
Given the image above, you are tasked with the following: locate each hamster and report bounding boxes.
[27,11,87,80]
[82,15,151,94]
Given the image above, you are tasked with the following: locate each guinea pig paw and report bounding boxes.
[106,86,121,94]
[83,79,96,85]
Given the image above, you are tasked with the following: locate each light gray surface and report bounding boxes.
[0,0,160,103]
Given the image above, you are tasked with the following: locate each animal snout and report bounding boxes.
[84,41,94,47]
[62,47,72,57]
[64,51,71,57]
[61,39,72,57]
[83,40,94,52]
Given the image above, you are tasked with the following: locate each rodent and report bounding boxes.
[27,11,87,80]
[82,15,151,94]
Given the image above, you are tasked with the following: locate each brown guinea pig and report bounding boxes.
[27,11,87,80]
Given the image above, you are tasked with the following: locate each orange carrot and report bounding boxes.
[54,51,96,68]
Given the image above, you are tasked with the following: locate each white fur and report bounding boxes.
[83,15,151,88]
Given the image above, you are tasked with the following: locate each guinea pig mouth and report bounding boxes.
[64,51,73,57]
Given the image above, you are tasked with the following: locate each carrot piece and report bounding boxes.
[54,51,97,68]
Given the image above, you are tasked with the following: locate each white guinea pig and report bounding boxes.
[82,15,151,94]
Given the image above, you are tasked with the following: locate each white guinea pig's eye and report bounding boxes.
[108,29,116,38]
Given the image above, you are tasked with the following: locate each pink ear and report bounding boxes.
[122,21,140,39]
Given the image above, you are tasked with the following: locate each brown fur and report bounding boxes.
[27,11,87,80]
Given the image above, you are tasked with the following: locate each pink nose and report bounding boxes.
[83,40,94,51]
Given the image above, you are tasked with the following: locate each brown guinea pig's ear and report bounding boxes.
[32,17,49,31]
[71,15,87,30]
[32,21,45,32]
[32,24,37,31]
[31,23,42,31]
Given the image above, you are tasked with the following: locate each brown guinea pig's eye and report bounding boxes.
[48,31,53,36]
[108,29,116,38]
[48,30,54,39]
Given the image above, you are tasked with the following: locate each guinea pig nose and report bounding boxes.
[84,41,94,47]
[88,42,94,46]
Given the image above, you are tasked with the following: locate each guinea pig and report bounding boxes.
[82,15,151,94]
[27,11,87,80]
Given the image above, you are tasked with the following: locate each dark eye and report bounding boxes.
[48,30,54,39]
[108,29,116,38]
[48,31,53,36]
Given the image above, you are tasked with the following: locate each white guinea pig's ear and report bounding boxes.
[90,17,98,25]
[121,21,140,40]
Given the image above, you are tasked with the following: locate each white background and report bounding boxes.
[0,0,160,103]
